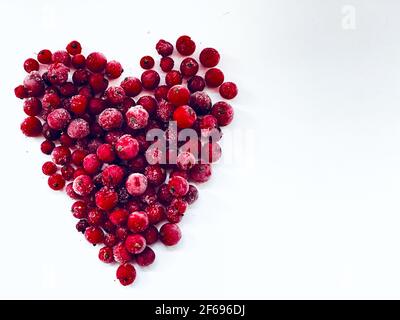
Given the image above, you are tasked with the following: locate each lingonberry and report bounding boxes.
[202,142,222,163]
[166,205,183,223]
[89,73,108,93]
[67,118,90,139]
[211,101,234,126]
[160,56,174,72]
[142,225,159,245]
[219,81,238,99]
[127,211,149,233]
[199,47,220,67]
[176,151,196,170]
[87,208,105,226]
[95,187,118,211]
[71,149,87,166]
[84,226,104,245]
[59,82,77,97]
[23,71,44,97]
[125,234,146,254]
[125,106,149,130]
[98,108,123,131]
[105,86,126,106]
[136,247,156,267]
[199,114,218,137]
[115,135,139,160]
[20,116,42,137]
[109,208,129,226]
[144,165,166,186]
[42,92,61,110]
[78,85,93,98]
[47,63,70,85]
[156,39,174,57]
[189,91,212,115]
[88,97,105,115]
[184,185,199,205]
[189,164,212,183]
[52,50,71,66]
[37,49,52,64]
[76,219,89,233]
[23,58,39,73]
[116,263,136,286]
[71,200,88,219]
[83,154,102,175]
[125,173,148,196]
[167,85,190,106]
[42,161,57,176]
[140,56,155,69]
[176,35,196,56]
[159,223,182,246]
[40,140,55,155]
[155,100,174,122]
[61,164,75,180]
[72,69,90,86]
[170,169,189,180]
[47,108,71,130]
[101,164,125,187]
[42,123,61,141]
[165,70,182,87]
[98,246,114,263]
[96,143,115,163]
[86,52,107,72]
[73,175,94,196]
[205,68,224,88]
[113,243,132,264]
[120,77,142,97]
[105,60,123,79]
[141,70,160,90]
[145,202,166,224]
[168,176,189,197]
[23,97,42,116]
[154,85,169,101]
[157,184,174,205]
[104,233,118,247]
[140,186,158,205]
[66,183,81,200]
[66,40,82,55]
[14,85,27,99]
[48,173,65,190]
[180,57,199,77]
[138,95,158,115]
[71,54,86,68]
[173,105,197,129]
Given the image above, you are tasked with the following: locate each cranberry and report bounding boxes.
[85,226,104,245]
[140,186,157,205]
[71,149,87,166]
[219,82,238,99]
[98,108,123,131]
[159,223,181,246]
[176,151,196,170]
[86,52,107,72]
[144,165,166,186]
[199,114,218,137]
[66,183,81,200]
[83,154,102,175]
[125,234,146,254]
[88,97,105,115]
[176,35,196,56]
[126,199,142,212]
[23,58,39,73]
[202,142,222,163]
[23,71,44,97]
[109,208,129,226]
[180,57,199,77]
[96,144,115,163]
[42,123,61,140]
[156,39,174,57]
[170,169,189,180]
[173,105,197,129]
[211,101,234,126]
[71,200,88,219]
[126,106,149,130]
[14,85,27,99]
[47,108,71,130]
[127,211,149,233]
[145,202,166,224]
[120,77,142,97]
[78,86,93,98]
[71,54,86,68]
[154,85,169,101]
[47,63,70,85]
[66,40,82,55]
[141,70,160,90]
[48,173,65,190]
[199,48,220,67]
[205,68,224,88]
[105,86,126,106]
[87,208,105,226]
[23,97,41,116]
[37,49,52,64]
[160,56,174,72]
[42,161,57,176]
[125,173,148,196]
[167,85,190,106]
[184,185,199,204]
[157,184,173,205]
[98,246,114,263]
[72,69,90,86]
[189,91,212,115]
[189,164,212,183]
[60,132,75,147]
[59,82,77,97]
[142,225,159,245]
[114,134,138,160]
[76,219,89,233]
[104,233,118,247]
[137,95,158,115]
[95,187,118,211]
[52,50,71,66]
[40,140,55,155]
[136,247,156,267]
[89,73,109,93]
[156,100,174,122]
[116,263,136,286]
[51,146,71,165]
[140,56,155,69]
[168,176,189,197]
[42,92,61,111]
[102,164,125,187]
[61,164,75,180]
[73,175,94,196]
[165,70,182,87]
[67,118,90,139]
[113,242,132,264]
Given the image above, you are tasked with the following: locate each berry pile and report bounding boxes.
[15,36,238,286]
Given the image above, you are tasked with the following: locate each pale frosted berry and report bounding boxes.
[47,108,71,130]
[67,118,90,139]
[98,108,123,130]
[73,175,94,196]
[105,86,126,106]
[52,50,71,66]
[115,134,139,160]
[126,173,148,196]
[47,63,70,85]
[126,106,149,130]
[23,71,44,97]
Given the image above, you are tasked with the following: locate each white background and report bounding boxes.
[1,0,400,299]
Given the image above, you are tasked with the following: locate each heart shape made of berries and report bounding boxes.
[15,36,238,286]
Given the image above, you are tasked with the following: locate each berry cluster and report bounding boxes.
[15,36,238,286]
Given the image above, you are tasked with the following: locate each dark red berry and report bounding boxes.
[159,223,181,246]
[23,58,39,73]
[199,48,220,67]
[98,246,114,263]
[205,68,224,88]
[37,49,52,64]
[14,85,27,99]
[219,81,238,99]
[42,161,57,176]
[160,56,174,72]
[23,97,42,116]
[40,140,55,155]
[20,116,42,137]
[211,101,234,126]
[156,39,174,57]
[176,35,196,56]
[125,234,146,254]
[173,105,197,129]
[71,54,86,68]
[89,73,109,94]
[52,50,71,66]
[48,173,65,190]
[116,263,136,286]
[66,40,82,55]
[137,95,157,115]
[105,60,123,79]
[120,77,142,97]
[141,70,160,90]
[187,75,205,93]
[76,219,89,233]
[180,57,199,77]
[142,225,159,245]
[84,226,104,245]
[165,70,182,87]
[140,56,155,69]
[189,91,212,114]
[136,247,156,267]
[189,164,212,183]
[86,52,107,72]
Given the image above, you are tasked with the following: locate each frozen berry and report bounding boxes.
[23,58,39,73]
[66,40,82,55]
[211,101,234,126]
[176,35,196,56]
[180,57,199,77]
[177,151,196,170]
[205,68,224,88]
[173,105,197,128]
[126,106,149,130]
[47,63,70,85]
[140,56,154,69]
[189,91,212,115]
[52,50,71,66]
[86,52,107,72]
[141,70,160,90]
[144,165,166,186]
[47,108,71,130]
[199,48,220,67]
[42,161,57,176]
[109,208,129,226]
[23,71,44,97]
[67,118,90,139]
[101,164,125,187]
[14,85,27,99]
[126,173,148,196]
[156,39,174,57]
[105,60,123,79]
[95,187,118,211]
[127,211,149,233]
[116,263,136,286]
[98,108,123,131]
[87,208,105,226]
[159,223,181,246]
[40,140,55,155]
[84,226,104,245]
[96,143,115,163]
[136,247,156,267]
[105,86,126,106]
[98,246,114,263]
[120,77,142,97]
[48,173,65,190]
[83,154,102,175]
[189,164,212,183]
[184,185,199,204]
[23,97,41,116]
[71,54,86,68]
[73,175,94,196]
[37,49,52,64]
[165,70,182,87]
[20,116,42,137]
[167,85,190,106]
[125,234,146,254]
[115,134,139,160]
[168,176,189,197]
[219,82,238,99]
[160,56,174,72]
[154,85,169,101]
[89,73,108,93]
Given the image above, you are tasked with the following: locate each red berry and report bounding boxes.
[23,71,44,97]
[141,70,160,90]
[165,70,182,87]
[48,173,65,191]
[205,68,224,87]
[47,108,71,130]
[105,60,123,79]
[113,242,132,264]
[189,164,212,183]
[47,63,70,85]
[40,140,55,155]
[167,85,190,106]
[23,58,39,73]
[127,211,149,233]
[157,184,174,205]
[211,101,234,126]
[14,85,27,99]
[199,48,220,67]
[173,105,197,128]
[83,154,102,175]
[136,247,156,267]
[104,233,118,247]
[20,116,42,137]
[23,97,42,116]
[61,164,75,180]
[52,50,71,66]
[159,223,181,246]
[72,175,94,196]
[145,202,166,224]
[180,57,199,77]
[71,149,87,166]
[116,263,136,286]
[42,92,61,110]
[177,151,196,170]
[98,246,114,263]
[144,165,166,186]
[126,106,149,130]
[71,54,86,68]
[87,208,105,226]
[84,226,104,245]
[142,225,159,245]
[37,49,52,64]
[86,52,107,72]
[89,73,108,93]
[140,56,155,69]
[66,40,82,55]
[67,118,90,139]
[95,187,118,211]
[176,35,196,56]
[101,164,125,187]
[109,208,129,226]
[189,91,212,114]
[126,173,148,196]
[156,39,174,57]
[154,85,169,101]
[219,82,238,99]
[71,200,88,219]
[160,56,174,72]
[42,161,57,176]
[72,69,90,86]
[115,134,139,160]
[137,95,157,115]
[184,185,199,204]
[120,77,142,97]
[59,82,77,97]
[105,86,126,106]
[98,108,123,130]
[96,143,115,163]
[168,176,189,197]
[125,234,146,254]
